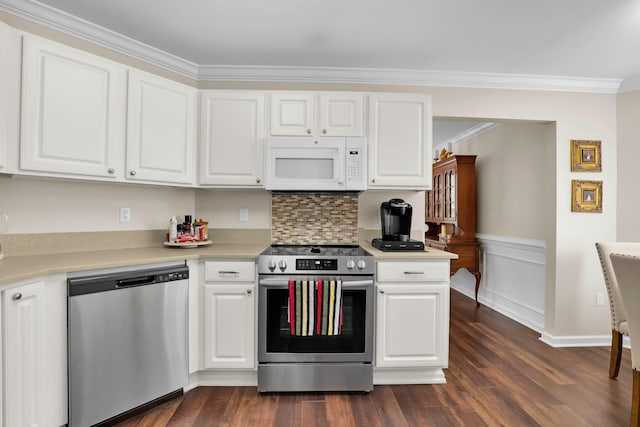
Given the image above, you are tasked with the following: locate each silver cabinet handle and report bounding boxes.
[322,129,327,134]
[256,177,261,183]
[108,168,115,174]
[247,289,252,294]
[306,128,312,134]
[371,178,376,183]
[12,293,22,300]
[404,271,425,275]
[379,289,385,294]
[129,170,137,176]
[218,271,239,276]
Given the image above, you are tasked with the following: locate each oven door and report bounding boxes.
[258,276,373,363]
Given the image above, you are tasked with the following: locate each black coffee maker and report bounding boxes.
[372,199,425,251]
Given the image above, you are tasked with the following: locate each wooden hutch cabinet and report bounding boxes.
[425,155,482,303]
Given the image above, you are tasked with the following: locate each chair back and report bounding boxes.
[595,242,640,331]
[610,253,640,370]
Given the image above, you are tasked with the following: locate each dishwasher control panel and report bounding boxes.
[68,264,189,297]
[159,271,189,282]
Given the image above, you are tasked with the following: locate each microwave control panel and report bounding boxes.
[345,138,366,189]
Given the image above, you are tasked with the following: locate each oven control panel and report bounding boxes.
[296,258,338,271]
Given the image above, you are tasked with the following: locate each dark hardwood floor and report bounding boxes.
[115,289,633,426]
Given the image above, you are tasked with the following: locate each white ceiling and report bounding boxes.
[2,0,640,92]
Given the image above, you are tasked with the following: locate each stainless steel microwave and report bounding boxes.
[265,137,367,191]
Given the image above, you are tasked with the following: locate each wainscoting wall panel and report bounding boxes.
[450,233,545,332]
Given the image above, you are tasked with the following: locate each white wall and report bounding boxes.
[617,89,640,241]
[454,121,556,240]
[0,175,195,233]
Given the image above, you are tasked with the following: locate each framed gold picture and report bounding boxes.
[572,180,602,213]
[571,139,601,172]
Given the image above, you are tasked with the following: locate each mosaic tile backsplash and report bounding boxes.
[271,193,359,245]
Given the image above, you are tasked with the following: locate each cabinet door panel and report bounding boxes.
[204,284,255,368]
[270,93,314,136]
[20,36,126,179]
[200,92,265,186]
[0,21,18,173]
[368,93,432,189]
[3,279,47,427]
[377,261,450,282]
[319,93,364,136]
[126,69,196,185]
[376,284,449,368]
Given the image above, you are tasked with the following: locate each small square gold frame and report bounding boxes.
[572,180,602,213]
[571,139,601,172]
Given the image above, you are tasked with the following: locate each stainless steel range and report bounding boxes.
[257,245,374,392]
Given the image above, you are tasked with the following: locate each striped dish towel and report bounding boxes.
[289,279,342,336]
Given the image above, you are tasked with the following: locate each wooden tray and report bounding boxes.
[163,240,212,248]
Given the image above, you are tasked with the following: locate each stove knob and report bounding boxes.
[278,259,287,271]
[267,259,277,271]
[357,259,367,270]
[346,259,356,269]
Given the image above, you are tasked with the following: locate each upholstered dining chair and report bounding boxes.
[610,253,640,427]
[595,242,640,378]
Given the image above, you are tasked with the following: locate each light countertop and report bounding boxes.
[0,239,457,287]
[0,243,268,286]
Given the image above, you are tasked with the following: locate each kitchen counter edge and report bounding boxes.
[0,241,458,287]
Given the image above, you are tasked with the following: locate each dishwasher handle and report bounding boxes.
[116,275,156,288]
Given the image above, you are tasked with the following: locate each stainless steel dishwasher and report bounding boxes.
[68,262,189,427]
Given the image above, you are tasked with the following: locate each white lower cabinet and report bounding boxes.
[2,274,67,427]
[375,261,449,370]
[203,261,256,369]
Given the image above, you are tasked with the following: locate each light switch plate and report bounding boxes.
[239,208,248,222]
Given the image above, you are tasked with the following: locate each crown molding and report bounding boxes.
[0,0,623,93]
[438,122,501,148]
[197,65,621,94]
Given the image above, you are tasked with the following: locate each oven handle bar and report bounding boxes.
[258,278,374,288]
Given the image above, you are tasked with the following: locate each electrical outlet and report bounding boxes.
[239,208,248,222]
[119,207,131,223]
[596,292,605,306]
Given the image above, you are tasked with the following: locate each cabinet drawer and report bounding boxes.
[376,261,449,282]
[204,261,255,282]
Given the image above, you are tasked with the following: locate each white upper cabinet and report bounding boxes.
[368,93,432,189]
[126,69,197,185]
[270,92,314,136]
[319,92,364,136]
[270,92,364,137]
[0,21,19,173]
[20,35,127,180]
[200,91,265,187]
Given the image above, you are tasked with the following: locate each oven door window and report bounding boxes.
[265,288,366,353]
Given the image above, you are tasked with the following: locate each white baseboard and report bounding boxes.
[540,331,630,348]
[374,368,446,385]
